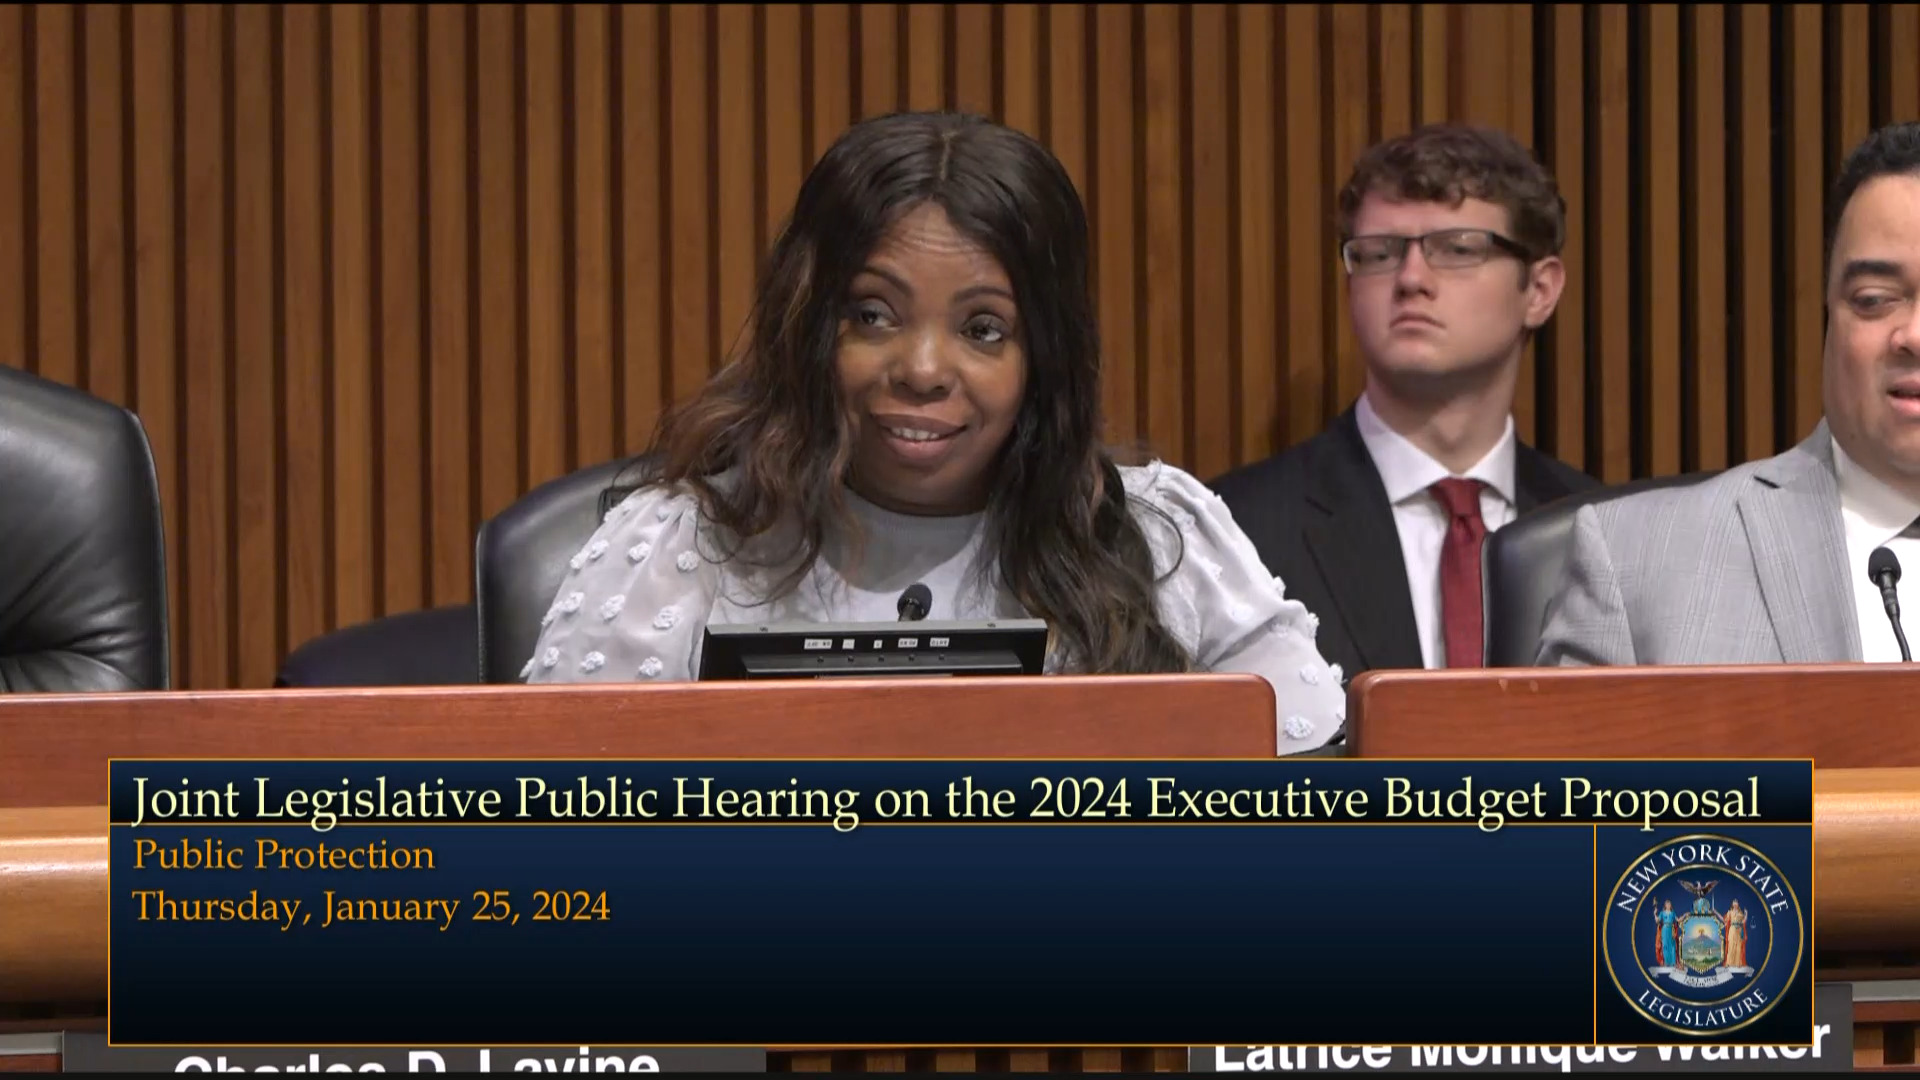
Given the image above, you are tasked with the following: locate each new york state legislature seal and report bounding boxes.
[1601,834,1804,1037]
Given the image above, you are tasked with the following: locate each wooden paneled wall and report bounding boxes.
[2,3,1919,690]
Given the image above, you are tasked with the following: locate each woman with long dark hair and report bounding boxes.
[526,111,1345,752]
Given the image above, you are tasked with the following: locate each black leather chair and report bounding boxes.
[275,604,481,687]
[0,365,170,691]
[1482,470,1721,667]
[474,456,656,684]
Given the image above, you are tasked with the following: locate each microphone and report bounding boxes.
[897,582,931,622]
[1868,547,1912,662]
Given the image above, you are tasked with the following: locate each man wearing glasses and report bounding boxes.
[1211,124,1597,685]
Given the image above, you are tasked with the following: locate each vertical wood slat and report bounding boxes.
[181,2,228,691]
[1234,4,1277,463]
[1327,3,1371,420]
[1546,2,1585,473]
[8,4,1919,685]
[1188,4,1231,483]
[952,5,995,120]
[281,4,327,658]
[1891,6,1920,123]
[666,4,710,399]
[1043,4,1086,215]
[1736,3,1775,464]
[619,2,664,452]
[1786,3,1826,441]
[1415,3,1447,126]
[232,2,277,687]
[1640,4,1681,477]
[1091,3,1133,449]
[714,4,755,364]
[857,3,897,119]
[1141,5,1184,463]
[1375,5,1412,141]
[1591,4,1631,484]
[474,5,518,523]
[425,1,471,611]
[808,4,851,166]
[1686,4,1729,473]
[904,2,942,113]
[1836,5,1871,152]
[1453,5,1510,134]
[1506,5,1533,161]
[570,4,614,473]
[761,5,804,248]
[34,4,76,389]
[522,3,565,489]
[130,3,182,687]
[81,4,126,407]
[0,5,22,375]
[377,2,423,615]
[1280,4,1323,449]
[1506,4,1536,448]
[990,4,1036,135]
[330,3,374,630]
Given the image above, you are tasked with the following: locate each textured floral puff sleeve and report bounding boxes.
[1124,462,1348,754]
[521,485,721,685]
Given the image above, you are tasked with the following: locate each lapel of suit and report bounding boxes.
[1512,444,1577,514]
[1735,424,1861,663]
[1300,410,1426,671]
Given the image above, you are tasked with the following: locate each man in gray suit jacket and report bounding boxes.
[1538,122,1920,667]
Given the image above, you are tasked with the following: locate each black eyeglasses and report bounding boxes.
[1340,228,1532,275]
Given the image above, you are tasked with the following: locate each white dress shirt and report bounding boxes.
[1354,393,1519,668]
[1832,437,1920,663]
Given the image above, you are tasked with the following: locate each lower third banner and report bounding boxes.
[106,758,1813,1047]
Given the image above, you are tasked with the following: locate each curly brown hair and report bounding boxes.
[1336,124,1565,263]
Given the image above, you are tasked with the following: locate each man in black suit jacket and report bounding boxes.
[1211,125,1599,682]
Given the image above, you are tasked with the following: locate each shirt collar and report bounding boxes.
[1831,435,1920,546]
[1354,392,1518,507]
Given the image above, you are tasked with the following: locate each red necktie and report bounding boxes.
[1431,477,1488,668]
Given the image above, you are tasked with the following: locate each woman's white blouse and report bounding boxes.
[524,461,1347,752]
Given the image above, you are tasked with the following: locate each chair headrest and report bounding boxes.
[0,365,171,692]
[474,454,659,683]
[275,604,480,687]
[1481,469,1721,668]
